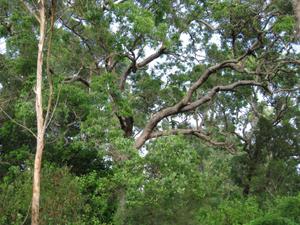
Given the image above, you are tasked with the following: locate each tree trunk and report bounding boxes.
[294,0,300,37]
[31,1,46,224]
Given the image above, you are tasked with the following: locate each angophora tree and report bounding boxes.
[41,0,298,147]
[54,0,299,220]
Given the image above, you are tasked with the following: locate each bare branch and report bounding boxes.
[46,83,63,129]
[119,64,133,90]
[119,45,166,90]
[193,132,236,153]
[0,106,37,138]
[59,18,93,52]
[273,87,300,93]
[64,66,90,87]
[44,0,56,132]
[149,128,236,153]
[231,131,249,144]
[149,128,197,138]
[134,37,265,149]
[196,19,216,30]
[136,45,167,68]
[64,76,90,87]
[181,81,266,112]
[21,0,41,23]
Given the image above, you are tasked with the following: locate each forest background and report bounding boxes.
[0,0,300,224]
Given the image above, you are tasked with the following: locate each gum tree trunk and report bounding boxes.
[31,1,46,224]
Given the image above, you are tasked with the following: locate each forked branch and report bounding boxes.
[134,38,264,149]
[119,45,167,90]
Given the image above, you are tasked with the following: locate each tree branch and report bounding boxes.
[149,128,236,153]
[64,76,90,87]
[134,38,264,149]
[135,79,265,148]
[59,18,93,52]
[45,83,62,130]
[44,0,56,132]
[21,0,41,23]
[180,80,266,112]
[196,19,216,30]
[63,66,90,87]
[119,45,166,90]
[0,106,37,138]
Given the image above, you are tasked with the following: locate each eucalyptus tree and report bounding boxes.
[20,0,56,224]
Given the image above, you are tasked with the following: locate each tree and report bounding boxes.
[29,1,46,223]
[21,0,57,224]
[0,0,299,224]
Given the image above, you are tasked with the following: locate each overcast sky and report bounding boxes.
[0,38,5,54]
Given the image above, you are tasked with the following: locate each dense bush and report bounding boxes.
[246,215,297,225]
[0,164,85,225]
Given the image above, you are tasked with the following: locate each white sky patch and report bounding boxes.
[179,32,190,48]
[55,21,63,29]
[0,38,5,91]
[291,43,300,53]
[0,38,6,54]
[209,33,222,48]
[110,21,120,33]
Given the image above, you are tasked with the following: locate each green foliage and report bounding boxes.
[275,194,300,224]
[273,16,296,33]
[198,197,263,225]
[0,164,85,225]
[78,171,115,225]
[231,117,300,197]
[0,0,299,224]
[242,194,300,225]
[122,136,204,225]
[246,215,297,225]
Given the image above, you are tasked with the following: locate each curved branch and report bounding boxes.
[63,66,90,87]
[149,128,236,153]
[136,46,167,68]
[64,76,90,87]
[59,18,93,52]
[180,80,266,112]
[119,45,166,90]
[133,37,264,149]
[135,80,266,149]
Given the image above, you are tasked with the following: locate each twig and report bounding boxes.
[43,0,56,132]
[21,202,32,225]
[20,0,41,23]
[0,106,37,138]
[46,83,62,129]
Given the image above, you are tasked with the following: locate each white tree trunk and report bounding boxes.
[31,1,46,224]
